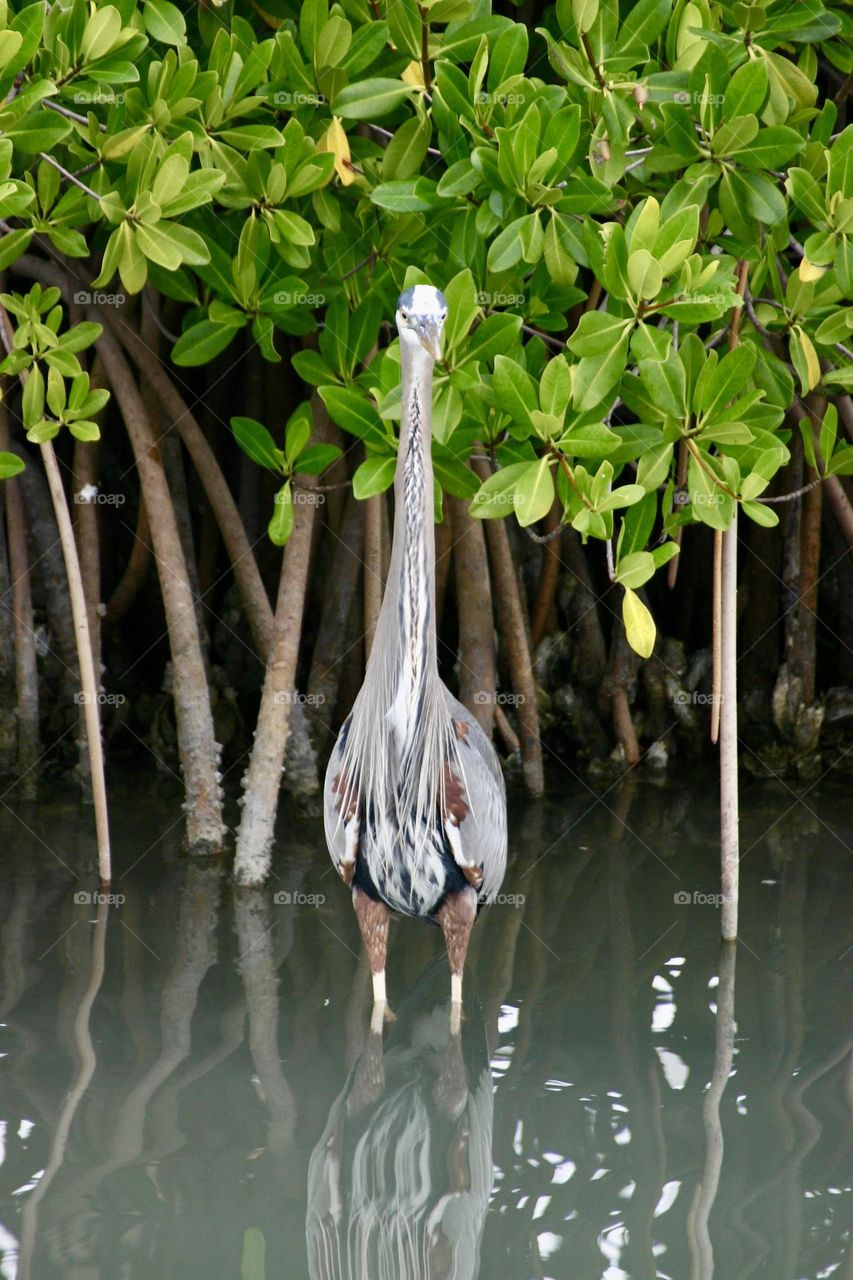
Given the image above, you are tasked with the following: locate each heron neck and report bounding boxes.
[384,347,437,678]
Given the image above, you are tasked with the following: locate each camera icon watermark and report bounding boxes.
[273,691,325,705]
[674,691,720,706]
[474,690,526,706]
[673,890,731,907]
[73,290,125,307]
[477,290,525,307]
[673,489,724,508]
[273,890,326,906]
[74,889,126,905]
[279,490,326,506]
[273,291,326,307]
[73,91,125,105]
[671,90,724,106]
[74,485,126,506]
[474,91,524,106]
[74,691,126,706]
[272,91,325,107]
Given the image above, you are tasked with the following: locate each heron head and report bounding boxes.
[396,285,448,362]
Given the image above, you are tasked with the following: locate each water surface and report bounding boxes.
[0,773,851,1279]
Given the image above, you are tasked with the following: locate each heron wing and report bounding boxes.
[323,714,360,884]
[442,695,508,904]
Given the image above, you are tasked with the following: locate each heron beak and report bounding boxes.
[419,318,444,362]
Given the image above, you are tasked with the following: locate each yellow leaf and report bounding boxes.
[622,587,655,659]
[797,325,821,391]
[401,60,426,90]
[318,117,356,187]
[799,258,825,283]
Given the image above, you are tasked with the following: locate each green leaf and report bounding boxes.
[269,483,294,545]
[80,6,123,62]
[544,212,578,287]
[231,417,281,472]
[318,386,385,444]
[695,345,756,421]
[653,205,699,275]
[46,364,65,417]
[292,350,338,386]
[617,0,672,49]
[443,269,478,355]
[353,454,395,498]
[0,228,33,271]
[0,451,24,479]
[0,31,23,74]
[271,209,315,246]
[216,125,286,150]
[639,355,685,417]
[487,215,528,272]
[741,499,778,527]
[57,322,103,354]
[460,313,522,365]
[21,362,44,427]
[383,113,432,181]
[735,126,804,170]
[68,420,100,442]
[567,312,632,357]
[637,440,674,489]
[285,406,311,465]
[3,112,71,154]
[559,420,620,456]
[370,178,442,213]
[332,78,413,120]
[723,58,768,119]
[492,354,539,425]
[687,453,733,529]
[615,550,656,590]
[627,249,662,300]
[539,356,571,417]
[819,403,838,466]
[573,0,599,35]
[711,114,759,158]
[295,443,342,475]
[572,327,631,412]
[514,456,555,527]
[488,24,528,90]
[622,587,655,658]
[25,418,59,443]
[172,319,239,367]
[143,0,186,44]
[469,462,530,518]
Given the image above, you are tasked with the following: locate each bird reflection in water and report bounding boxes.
[307,963,493,1280]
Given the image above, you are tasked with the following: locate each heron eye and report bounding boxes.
[400,309,409,320]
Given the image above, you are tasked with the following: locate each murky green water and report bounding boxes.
[0,774,851,1279]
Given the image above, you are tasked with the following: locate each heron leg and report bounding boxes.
[437,887,477,1029]
[352,887,391,1024]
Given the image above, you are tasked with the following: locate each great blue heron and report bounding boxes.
[324,284,508,1023]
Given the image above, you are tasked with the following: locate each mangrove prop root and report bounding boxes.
[472,458,544,795]
[234,487,318,884]
[448,494,497,736]
[96,326,225,854]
